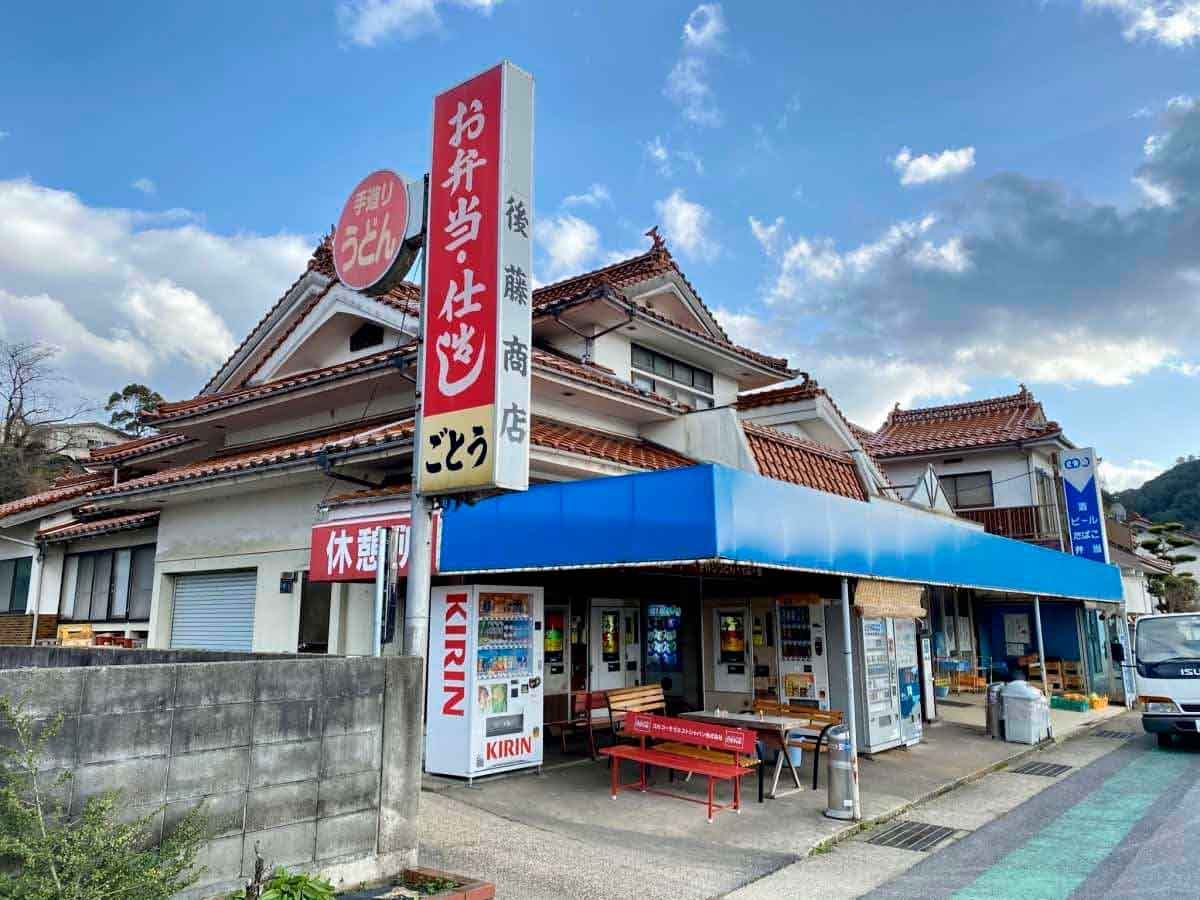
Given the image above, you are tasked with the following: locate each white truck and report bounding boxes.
[1133,612,1200,748]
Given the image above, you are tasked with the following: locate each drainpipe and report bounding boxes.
[0,533,43,646]
[839,576,862,821]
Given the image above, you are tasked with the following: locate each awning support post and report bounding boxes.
[840,576,862,821]
[372,527,388,657]
[1033,595,1048,696]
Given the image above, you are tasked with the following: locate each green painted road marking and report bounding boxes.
[953,749,1193,900]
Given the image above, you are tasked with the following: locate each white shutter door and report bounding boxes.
[170,570,257,651]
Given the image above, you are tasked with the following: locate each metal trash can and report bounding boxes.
[986,682,1005,740]
[824,724,856,820]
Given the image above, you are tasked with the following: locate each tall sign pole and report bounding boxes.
[1059,447,1110,564]
[405,62,535,662]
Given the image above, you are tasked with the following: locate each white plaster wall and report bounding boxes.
[642,408,758,472]
[223,388,414,448]
[1122,570,1156,616]
[882,449,1038,508]
[150,481,333,652]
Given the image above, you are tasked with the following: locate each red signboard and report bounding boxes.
[333,169,419,293]
[308,514,437,583]
[626,712,756,755]
[416,62,533,495]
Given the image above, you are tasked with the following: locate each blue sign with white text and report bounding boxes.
[1059,447,1109,564]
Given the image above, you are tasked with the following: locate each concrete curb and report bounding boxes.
[804,707,1129,857]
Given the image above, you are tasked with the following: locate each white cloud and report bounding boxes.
[0,177,310,401]
[1084,0,1200,48]
[890,146,976,186]
[336,0,500,46]
[664,4,725,127]
[0,130,8,141]
[643,137,703,177]
[131,177,156,195]
[665,57,723,127]
[562,184,611,208]
[1132,174,1174,206]
[534,214,601,281]
[1100,458,1165,491]
[682,3,726,49]
[656,189,719,261]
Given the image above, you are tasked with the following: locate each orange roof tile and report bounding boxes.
[88,431,193,462]
[867,387,1064,458]
[90,420,415,499]
[38,511,159,543]
[532,421,693,470]
[146,344,417,423]
[742,422,867,501]
[736,379,825,411]
[0,474,111,521]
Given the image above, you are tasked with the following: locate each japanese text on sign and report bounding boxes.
[308,514,438,583]
[417,62,533,495]
[1059,447,1109,564]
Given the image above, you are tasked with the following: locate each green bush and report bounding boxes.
[0,695,206,899]
[230,865,336,900]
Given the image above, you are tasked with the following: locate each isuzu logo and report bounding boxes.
[1180,668,1200,677]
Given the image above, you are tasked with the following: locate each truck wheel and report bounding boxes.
[1157,733,1173,749]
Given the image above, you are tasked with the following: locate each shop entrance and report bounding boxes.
[590,602,641,691]
[297,576,331,654]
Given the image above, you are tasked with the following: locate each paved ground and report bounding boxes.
[411,702,1125,899]
[730,711,1200,899]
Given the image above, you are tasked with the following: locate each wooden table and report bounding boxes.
[681,710,823,799]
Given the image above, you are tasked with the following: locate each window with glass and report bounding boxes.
[0,557,33,614]
[59,544,155,622]
[630,344,715,409]
[941,472,994,509]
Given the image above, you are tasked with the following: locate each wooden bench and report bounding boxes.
[599,712,756,822]
[750,700,845,789]
[605,684,667,740]
[547,691,612,760]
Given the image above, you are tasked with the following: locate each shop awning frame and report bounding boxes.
[438,464,1123,602]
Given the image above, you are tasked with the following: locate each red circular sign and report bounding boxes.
[333,169,412,292]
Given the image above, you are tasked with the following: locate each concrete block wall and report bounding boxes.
[0,655,423,899]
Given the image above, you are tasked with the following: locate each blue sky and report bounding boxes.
[1,0,1198,489]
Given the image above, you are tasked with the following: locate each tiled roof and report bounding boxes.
[146,344,417,423]
[38,511,159,543]
[90,420,415,500]
[532,347,679,408]
[323,484,412,507]
[532,421,693,470]
[736,378,824,411]
[88,431,192,462]
[0,474,111,521]
[742,422,867,501]
[867,387,1063,458]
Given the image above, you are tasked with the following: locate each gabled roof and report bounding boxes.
[88,431,193,463]
[90,420,415,500]
[38,511,159,543]
[867,386,1065,459]
[742,422,867,501]
[145,344,417,424]
[736,378,824,411]
[0,473,111,522]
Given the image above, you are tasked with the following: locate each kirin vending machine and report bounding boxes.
[425,585,544,780]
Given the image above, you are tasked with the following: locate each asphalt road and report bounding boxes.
[866,730,1200,899]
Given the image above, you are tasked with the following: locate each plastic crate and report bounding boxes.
[1051,696,1090,712]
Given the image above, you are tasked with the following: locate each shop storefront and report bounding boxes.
[421,462,1123,775]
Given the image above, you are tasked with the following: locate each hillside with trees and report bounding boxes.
[1117,457,1200,532]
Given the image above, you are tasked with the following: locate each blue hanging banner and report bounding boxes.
[1060,447,1110,564]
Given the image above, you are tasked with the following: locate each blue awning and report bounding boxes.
[438,464,1123,602]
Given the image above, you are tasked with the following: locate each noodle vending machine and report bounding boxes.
[425,585,545,780]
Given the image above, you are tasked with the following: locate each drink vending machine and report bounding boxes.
[425,585,544,780]
[644,603,682,694]
[776,598,830,709]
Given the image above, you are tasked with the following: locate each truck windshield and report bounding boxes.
[1137,615,1200,664]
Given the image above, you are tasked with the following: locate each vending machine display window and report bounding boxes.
[719,612,747,665]
[544,609,565,664]
[601,611,620,663]
[646,603,681,668]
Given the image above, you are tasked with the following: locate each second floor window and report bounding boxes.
[631,344,715,409]
[941,472,994,509]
